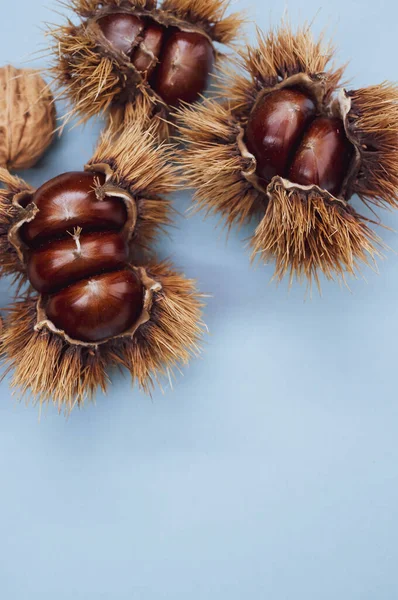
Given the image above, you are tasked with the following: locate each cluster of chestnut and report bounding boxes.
[20,171,143,344]
[245,88,354,197]
[0,0,397,412]
[97,11,214,106]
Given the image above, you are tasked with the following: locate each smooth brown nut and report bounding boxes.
[45,270,144,343]
[97,13,144,55]
[153,31,215,106]
[21,171,127,246]
[26,231,129,294]
[245,88,317,183]
[288,117,354,196]
[131,22,164,76]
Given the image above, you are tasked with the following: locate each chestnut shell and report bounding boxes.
[15,170,147,344]
[97,12,215,107]
[45,269,144,343]
[21,171,127,246]
[244,86,355,197]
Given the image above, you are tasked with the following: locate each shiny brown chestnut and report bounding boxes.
[288,117,354,196]
[154,31,215,106]
[97,13,144,56]
[97,13,214,106]
[45,269,144,343]
[26,231,129,294]
[19,170,144,343]
[245,88,317,183]
[245,86,354,196]
[21,171,127,246]
[131,22,164,77]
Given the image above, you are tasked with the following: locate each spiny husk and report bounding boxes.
[50,16,121,125]
[0,167,32,287]
[178,21,346,228]
[108,93,172,140]
[177,99,263,228]
[68,0,241,42]
[49,0,244,128]
[160,0,242,44]
[0,261,205,413]
[178,22,391,285]
[68,0,157,15]
[89,119,178,250]
[346,83,398,209]
[214,21,346,113]
[251,181,382,289]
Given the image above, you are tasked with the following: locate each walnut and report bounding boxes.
[0,65,56,170]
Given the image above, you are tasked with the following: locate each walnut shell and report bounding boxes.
[0,65,56,170]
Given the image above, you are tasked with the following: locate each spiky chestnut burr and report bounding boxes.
[0,122,205,411]
[49,0,244,136]
[178,21,398,288]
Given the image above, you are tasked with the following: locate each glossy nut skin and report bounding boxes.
[288,117,354,196]
[154,31,215,106]
[245,88,317,183]
[45,270,144,343]
[20,171,145,343]
[26,231,129,294]
[21,171,127,246]
[97,13,144,55]
[131,22,164,76]
[97,12,215,106]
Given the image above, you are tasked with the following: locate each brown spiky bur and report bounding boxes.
[0,127,204,410]
[344,84,398,208]
[0,119,177,288]
[251,179,382,289]
[178,21,347,228]
[48,0,244,135]
[0,261,205,412]
[0,168,33,287]
[178,20,398,286]
[177,99,264,229]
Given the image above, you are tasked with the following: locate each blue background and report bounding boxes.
[1,1,398,598]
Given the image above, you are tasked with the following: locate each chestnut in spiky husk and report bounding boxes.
[49,0,243,136]
[0,122,204,412]
[178,21,398,287]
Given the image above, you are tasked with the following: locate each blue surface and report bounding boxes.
[1,1,398,598]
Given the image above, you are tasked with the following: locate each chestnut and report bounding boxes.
[245,88,317,183]
[45,270,144,343]
[97,13,144,56]
[245,87,354,196]
[288,117,354,196]
[96,13,214,106]
[18,170,145,343]
[154,31,215,106]
[26,231,129,294]
[131,22,164,77]
[21,171,127,246]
